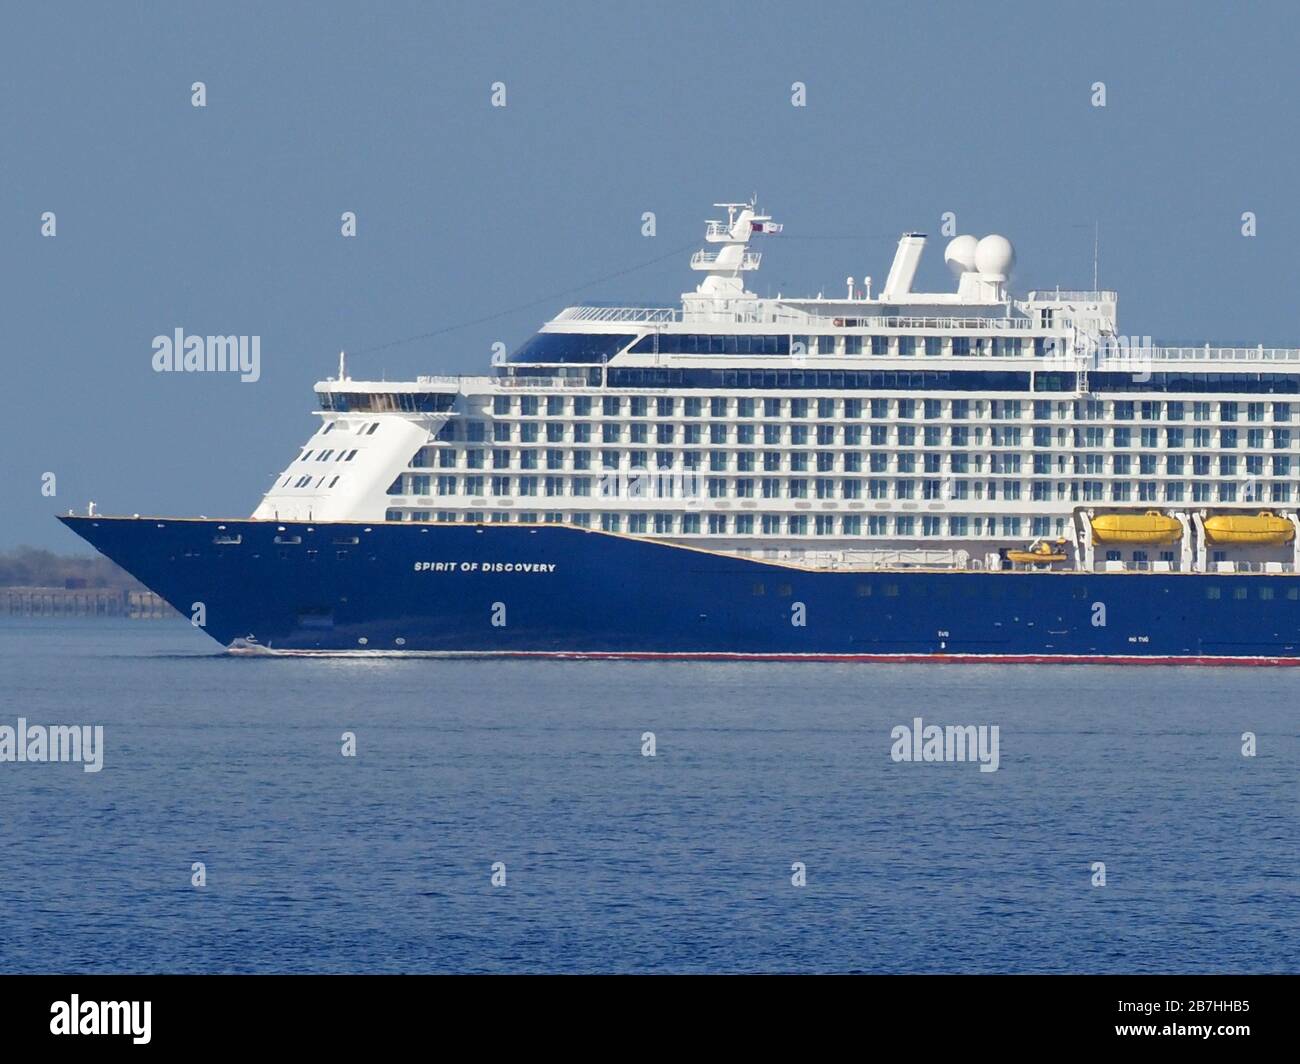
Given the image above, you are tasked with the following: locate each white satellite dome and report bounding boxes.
[943,235,979,276]
[975,234,1015,280]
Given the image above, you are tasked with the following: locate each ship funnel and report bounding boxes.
[881,233,926,300]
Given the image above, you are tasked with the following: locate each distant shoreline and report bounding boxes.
[0,586,175,619]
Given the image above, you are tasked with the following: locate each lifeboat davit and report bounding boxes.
[1091,511,1183,545]
[1203,511,1295,546]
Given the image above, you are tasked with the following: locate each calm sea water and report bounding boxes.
[0,617,1295,973]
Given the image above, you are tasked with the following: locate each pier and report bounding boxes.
[0,586,174,619]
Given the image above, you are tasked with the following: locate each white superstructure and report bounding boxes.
[252,199,1300,574]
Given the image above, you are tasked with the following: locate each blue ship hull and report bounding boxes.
[58,515,1300,664]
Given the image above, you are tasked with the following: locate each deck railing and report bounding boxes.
[553,306,681,324]
[1097,345,1300,365]
[1027,290,1118,303]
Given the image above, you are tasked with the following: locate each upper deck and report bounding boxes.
[505,202,1300,376]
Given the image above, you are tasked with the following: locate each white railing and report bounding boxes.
[1086,560,1297,574]
[554,304,1051,332]
[553,305,681,324]
[823,314,1037,331]
[690,249,761,270]
[675,308,1045,331]
[1097,345,1300,365]
[1027,290,1118,303]
[495,375,593,389]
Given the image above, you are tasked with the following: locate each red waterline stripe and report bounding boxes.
[538,652,1300,666]
[235,647,1300,666]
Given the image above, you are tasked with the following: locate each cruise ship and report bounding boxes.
[61,200,1300,662]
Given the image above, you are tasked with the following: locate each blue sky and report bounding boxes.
[4,0,1299,548]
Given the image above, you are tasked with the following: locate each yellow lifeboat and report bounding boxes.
[1006,538,1068,565]
[1091,511,1183,545]
[1204,511,1295,546]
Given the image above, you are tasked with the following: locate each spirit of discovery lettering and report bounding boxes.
[413,561,558,574]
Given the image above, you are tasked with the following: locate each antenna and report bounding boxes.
[1093,222,1099,291]
[1071,222,1100,291]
